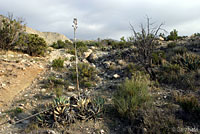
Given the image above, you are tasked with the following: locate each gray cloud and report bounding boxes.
[0,0,200,40]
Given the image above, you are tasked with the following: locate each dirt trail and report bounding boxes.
[0,49,68,110]
[0,60,44,109]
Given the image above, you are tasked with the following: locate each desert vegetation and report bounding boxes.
[0,14,200,134]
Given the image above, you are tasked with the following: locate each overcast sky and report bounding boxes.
[0,0,200,40]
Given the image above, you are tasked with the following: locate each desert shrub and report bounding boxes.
[167,29,178,41]
[76,41,88,56]
[130,17,164,79]
[113,71,151,119]
[129,108,183,134]
[70,56,76,61]
[65,41,88,56]
[54,86,63,97]
[176,94,200,114]
[167,42,177,48]
[158,63,198,90]
[0,13,25,50]
[179,72,197,90]
[102,37,131,49]
[152,50,166,65]
[5,107,23,118]
[158,63,184,84]
[51,40,72,49]
[52,58,64,69]
[193,33,200,37]
[66,49,75,55]
[70,63,97,88]
[172,46,188,55]
[171,53,200,71]
[17,34,47,56]
[46,76,69,93]
[125,63,144,78]
[48,76,66,86]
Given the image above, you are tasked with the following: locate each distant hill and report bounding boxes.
[25,27,72,45]
[0,14,72,45]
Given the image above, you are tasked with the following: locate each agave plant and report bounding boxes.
[36,94,104,127]
[171,53,200,71]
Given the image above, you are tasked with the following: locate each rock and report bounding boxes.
[103,61,112,69]
[66,92,78,98]
[64,61,71,68]
[0,83,6,88]
[83,49,93,59]
[46,130,57,134]
[82,59,89,64]
[91,63,96,68]
[41,88,46,92]
[87,53,98,63]
[19,104,24,107]
[118,60,126,66]
[68,86,75,91]
[90,46,96,50]
[113,74,120,79]
[100,129,105,134]
[159,37,164,41]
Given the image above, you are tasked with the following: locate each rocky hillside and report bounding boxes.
[25,27,72,45]
[0,14,72,45]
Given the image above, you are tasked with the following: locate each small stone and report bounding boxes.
[100,129,105,134]
[159,36,164,41]
[68,86,75,91]
[87,53,98,63]
[46,130,57,134]
[41,88,46,92]
[19,104,24,107]
[90,46,96,50]
[91,63,96,68]
[118,60,126,66]
[113,74,120,78]
[143,128,147,132]
[82,59,89,64]
[83,49,93,59]
[1,83,6,88]
[39,65,44,69]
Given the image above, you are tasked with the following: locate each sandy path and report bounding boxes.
[0,60,44,109]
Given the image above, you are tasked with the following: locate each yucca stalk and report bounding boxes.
[72,18,79,90]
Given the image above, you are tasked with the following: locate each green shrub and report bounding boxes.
[176,94,200,114]
[51,40,72,49]
[65,41,88,56]
[48,76,66,86]
[0,14,25,50]
[52,58,64,69]
[76,41,88,56]
[126,63,144,76]
[113,71,151,119]
[152,50,166,65]
[171,53,200,71]
[70,56,76,61]
[193,33,200,37]
[70,63,97,88]
[158,63,184,84]
[180,72,197,90]
[17,34,47,56]
[167,29,178,41]
[158,63,198,90]
[172,46,188,55]
[54,86,63,97]
[66,49,75,55]
[167,42,177,48]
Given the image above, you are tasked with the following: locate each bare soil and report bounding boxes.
[0,51,45,110]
